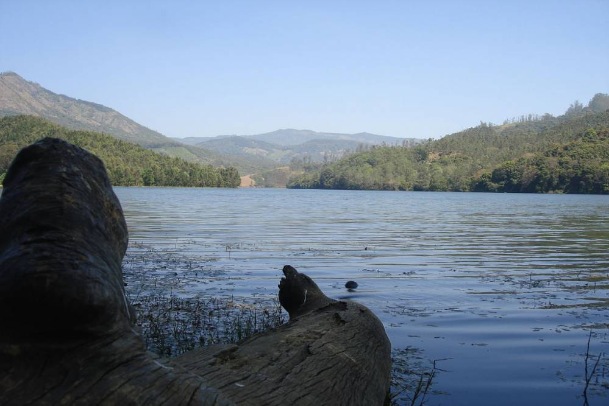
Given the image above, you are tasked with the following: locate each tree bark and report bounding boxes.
[0,138,391,405]
[173,265,391,405]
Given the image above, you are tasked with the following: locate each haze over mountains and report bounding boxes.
[0,72,609,193]
[175,129,418,168]
[5,71,604,191]
[177,129,408,147]
[0,71,414,175]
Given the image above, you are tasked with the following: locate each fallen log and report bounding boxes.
[173,265,391,405]
[0,138,230,405]
[0,138,391,405]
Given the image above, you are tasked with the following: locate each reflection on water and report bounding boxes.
[116,187,609,405]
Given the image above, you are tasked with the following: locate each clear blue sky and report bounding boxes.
[2,0,608,139]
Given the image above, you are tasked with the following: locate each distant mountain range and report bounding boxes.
[174,130,419,166]
[0,71,415,177]
[3,72,606,190]
[177,129,408,147]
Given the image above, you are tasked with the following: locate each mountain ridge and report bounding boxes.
[0,72,415,178]
[287,100,609,193]
[174,128,410,147]
[0,71,172,147]
[0,115,241,188]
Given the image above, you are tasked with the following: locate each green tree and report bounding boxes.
[0,115,240,188]
[587,93,609,113]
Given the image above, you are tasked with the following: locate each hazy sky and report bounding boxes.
[2,0,608,139]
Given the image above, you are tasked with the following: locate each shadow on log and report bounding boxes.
[0,138,391,405]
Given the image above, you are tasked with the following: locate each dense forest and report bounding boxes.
[0,116,241,187]
[287,94,609,194]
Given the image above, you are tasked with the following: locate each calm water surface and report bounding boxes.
[116,187,609,406]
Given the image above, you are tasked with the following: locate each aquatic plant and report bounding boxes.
[123,243,439,401]
[387,347,444,406]
[583,331,607,406]
[130,293,285,357]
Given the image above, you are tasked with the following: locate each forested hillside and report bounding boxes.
[0,72,173,147]
[474,128,609,193]
[0,72,237,170]
[0,116,240,187]
[287,94,609,194]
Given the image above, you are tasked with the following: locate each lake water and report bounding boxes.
[115,187,609,406]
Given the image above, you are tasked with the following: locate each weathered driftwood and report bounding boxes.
[0,138,230,405]
[0,138,391,405]
[172,265,391,405]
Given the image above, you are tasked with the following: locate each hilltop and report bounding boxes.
[178,129,409,147]
[0,71,172,147]
[287,94,609,194]
[0,72,415,184]
[175,130,418,168]
[0,115,240,188]
[0,72,230,166]
[6,71,605,191]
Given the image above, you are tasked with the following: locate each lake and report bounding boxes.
[115,187,609,406]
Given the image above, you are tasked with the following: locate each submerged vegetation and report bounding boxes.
[122,243,608,404]
[122,243,286,357]
[288,94,609,194]
[0,115,241,187]
[131,293,285,357]
[122,243,441,402]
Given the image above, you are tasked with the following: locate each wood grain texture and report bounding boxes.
[174,265,391,405]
